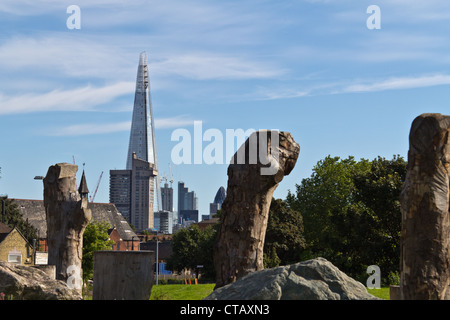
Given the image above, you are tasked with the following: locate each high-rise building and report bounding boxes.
[177,181,198,223]
[109,170,132,222]
[131,154,157,231]
[110,153,157,232]
[209,186,226,218]
[177,181,188,215]
[161,182,173,212]
[110,52,160,232]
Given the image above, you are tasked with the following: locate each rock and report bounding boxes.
[400,113,450,300]
[205,258,379,300]
[43,163,92,291]
[213,131,300,288]
[0,261,82,300]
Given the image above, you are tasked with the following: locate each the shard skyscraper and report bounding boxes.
[126,52,157,172]
[110,52,160,231]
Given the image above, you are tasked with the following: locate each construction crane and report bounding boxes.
[168,163,174,188]
[89,171,103,203]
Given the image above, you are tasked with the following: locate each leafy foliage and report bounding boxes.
[82,221,115,283]
[0,197,38,245]
[264,198,305,268]
[166,224,217,281]
[287,155,406,284]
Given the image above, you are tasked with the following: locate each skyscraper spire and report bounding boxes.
[127,52,152,168]
[126,52,161,211]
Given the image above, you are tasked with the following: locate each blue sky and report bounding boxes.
[1,0,450,218]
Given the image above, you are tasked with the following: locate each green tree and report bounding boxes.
[263,198,305,268]
[287,155,406,284]
[287,156,370,256]
[166,224,217,280]
[1,197,38,245]
[82,221,115,283]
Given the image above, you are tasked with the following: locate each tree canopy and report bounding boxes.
[287,155,406,284]
[82,220,115,283]
[166,224,216,281]
[263,198,305,268]
[166,154,406,286]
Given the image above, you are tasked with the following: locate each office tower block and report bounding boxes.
[209,186,226,218]
[131,154,157,232]
[155,210,173,234]
[184,191,198,211]
[110,153,157,232]
[177,182,188,215]
[161,182,173,212]
[109,170,132,222]
[177,181,199,223]
[180,210,199,223]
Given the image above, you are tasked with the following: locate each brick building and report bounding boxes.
[12,199,140,256]
[0,222,34,265]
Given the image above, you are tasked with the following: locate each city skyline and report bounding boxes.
[1,1,450,216]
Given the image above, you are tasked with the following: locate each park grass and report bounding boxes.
[150,283,215,300]
[149,283,390,300]
[367,287,390,300]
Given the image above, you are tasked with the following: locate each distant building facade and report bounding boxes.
[109,170,132,222]
[161,182,173,212]
[209,186,226,219]
[178,182,198,223]
[110,153,157,232]
[0,222,34,265]
[154,210,173,234]
[179,209,199,223]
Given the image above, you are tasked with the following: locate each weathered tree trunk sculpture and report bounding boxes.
[400,113,450,300]
[43,163,92,291]
[214,130,300,289]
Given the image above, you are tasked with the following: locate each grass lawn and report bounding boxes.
[367,287,390,300]
[149,283,390,300]
[150,283,215,300]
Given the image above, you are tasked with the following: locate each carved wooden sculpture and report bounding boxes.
[400,113,450,300]
[43,163,92,291]
[214,130,300,288]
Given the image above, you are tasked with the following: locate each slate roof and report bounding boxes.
[0,222,12,243]
[12,199,137,241]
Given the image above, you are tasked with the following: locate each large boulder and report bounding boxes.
[0,261,82,300]
[205,258,379,300]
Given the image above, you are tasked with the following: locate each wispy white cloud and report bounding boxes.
[246,73,450,101]
[0,35,136,81]
[44,121,132,136]
[152,53,284,80]
[155,116,195,129]
[0,81,135,115]
[41,116,195,136]
[0,33,283,86]
[340,74,450,93]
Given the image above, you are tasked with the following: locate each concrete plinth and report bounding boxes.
[93,251,155,300]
